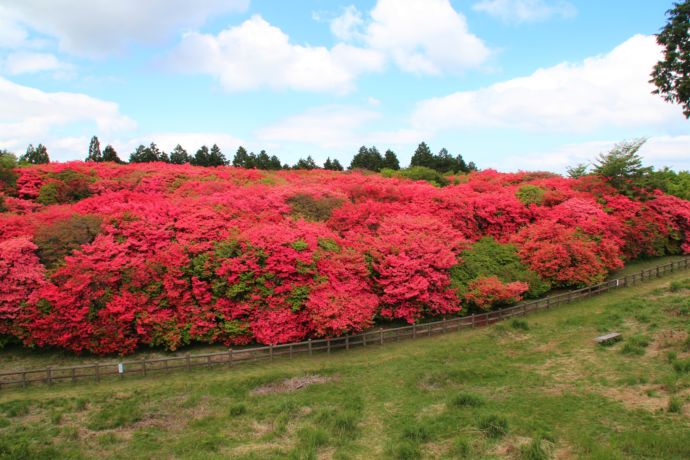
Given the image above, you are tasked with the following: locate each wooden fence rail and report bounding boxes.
[1,257,688,390]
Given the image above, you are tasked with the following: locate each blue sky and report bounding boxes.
[0,0,688,172]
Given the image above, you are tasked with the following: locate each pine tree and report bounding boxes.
[383,149,400,170]
[294,155,318,170]
[232,146,250,168]
[324,157,333,170]
[350,146,383,171]
[269,155,282,170]
[102,145,122,163]
[170,144,190,164]
[256,150,271,169]
[410,142,434,169]
[208,144,227,166]
[20,144,50,164]
[86,136,102,162]
[191,145,210,166]
[331,159,344,171]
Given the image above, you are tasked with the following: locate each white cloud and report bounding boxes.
[492,136,690,173]
[167,15,385,93]
[364,0,490,74]
[0,76,135,157]
[2,51,66,75]
[473,0,576,23]
[1,0,249,58]
[257,106,381,148]
[411,35,685,134]
[256,105,428,152]
[330,5,364,41]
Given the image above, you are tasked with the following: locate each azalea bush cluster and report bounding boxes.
[1,162,689,354]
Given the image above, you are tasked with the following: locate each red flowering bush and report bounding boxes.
[464,276,529,310]
[0,162,687,354]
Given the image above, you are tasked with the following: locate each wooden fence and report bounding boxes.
[1,257,688,391]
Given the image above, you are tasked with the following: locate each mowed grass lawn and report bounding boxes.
[1,273,690,459]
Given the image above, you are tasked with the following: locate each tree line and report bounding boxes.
[7,136,478,174]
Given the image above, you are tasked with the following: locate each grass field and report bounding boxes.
[1,272,690,459]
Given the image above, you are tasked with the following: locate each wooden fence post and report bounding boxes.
[142,361,147,377]
[22,372,27,389]
[95,363,100,383]
[46,367,52,386]
[308,339,312,356]
[363,333,367,347]
[327,339,331,354]
[380,328,384,345]
[229,349,234,367]
[472,314,476,328]
[413,323,417,338]
[186,353,191,371]
[289,344,293,359]
[345,336,350,350]
[270,345,274,362]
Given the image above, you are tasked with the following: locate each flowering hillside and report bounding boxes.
[1,162,689,355]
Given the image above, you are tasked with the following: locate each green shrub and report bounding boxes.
[672,358,690,373]
[511,319,530,331]
[477,414,509,439]
[519,438,551,460]
[287,193,343,221]
[668,397,683,413]
[449,392,485,408]
[37,169,94,205]
[0,151,18,192]
[451,237,550,299]
[383,166,450,187]
[229,403,247,416]
[516,185,546,206]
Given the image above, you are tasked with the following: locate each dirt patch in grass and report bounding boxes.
[648,330,688,357]
[534,339,561,353]
[250,374,336,396]
[595,385,668,412]
[489,435,532,457]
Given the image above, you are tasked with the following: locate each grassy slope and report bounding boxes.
[1,273,690,459]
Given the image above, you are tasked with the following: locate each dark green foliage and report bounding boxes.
[511,319,530,331]
[410,142,471,173]
[672,358,690,373]
[86,136,101,162]
[449,392,485,408]
[383,149,400,170]
[101,144,122,163]
[229,403,247,416]
[410,142,434,169]
[191,144,227,167]
[516,184,545,205]
[566,163,589,178]
[129,142,168,163]
[451,237,550,298]
[287,194,344,221]
[207,144,227,167]
[232,146,255,168]
[667,397,683,413]
[36,169,94,205]
[323,157,344,171]
[19,143,50,164]
[34,214,102,269]
[477,414,509,439]
[382,166,449,187]
[0,150,18,192]
[350,145,384,172]
[293,155,318,170]
[169,144,190,164]
[650,0,690,118]
[592,139,653,195]
[621,335,650,356]
[253,150,282,170]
